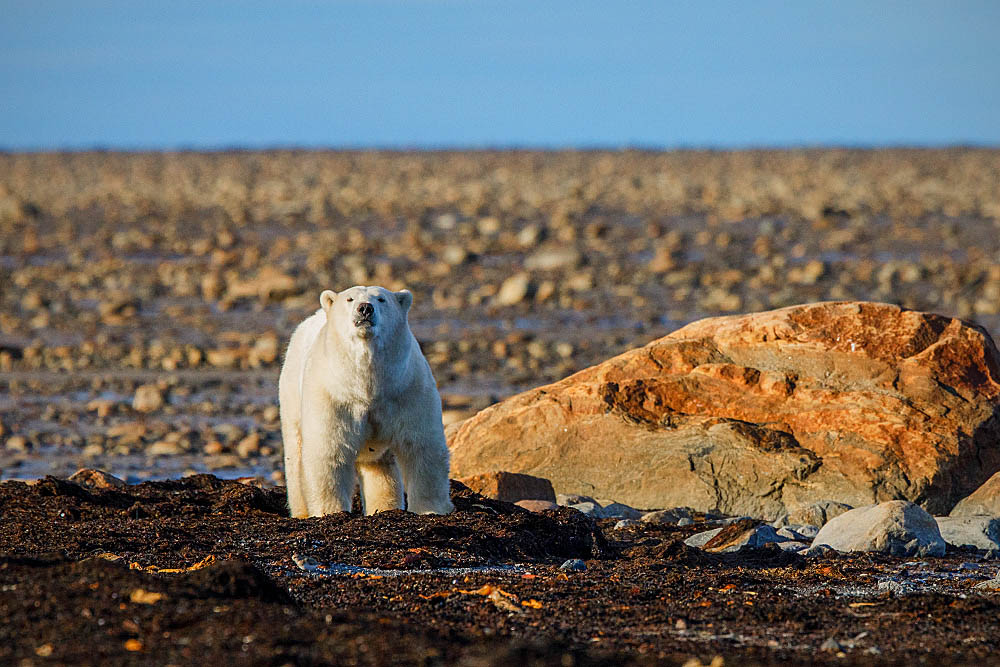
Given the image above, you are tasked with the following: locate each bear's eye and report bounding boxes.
[346,297,353,302]
[378,297,386,302]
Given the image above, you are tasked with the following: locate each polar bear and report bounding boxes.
[278,286,454,517]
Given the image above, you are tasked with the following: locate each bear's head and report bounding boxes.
[320,285,413,344]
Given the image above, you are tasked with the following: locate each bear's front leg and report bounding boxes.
[396,439,454,515]
[299,394,361,516]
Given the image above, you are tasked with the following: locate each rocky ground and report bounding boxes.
[3,474,1000,666]
[2,149,1000,664]
[2,149,1000,482]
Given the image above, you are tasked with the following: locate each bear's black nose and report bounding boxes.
[357,302,374,319]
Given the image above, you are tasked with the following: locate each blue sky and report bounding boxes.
[2,1,999,150]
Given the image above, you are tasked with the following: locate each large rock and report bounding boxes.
[934,515,1000,551]
[448,302,1000,519]
[949,471,1000,517]
[812,501,946,557]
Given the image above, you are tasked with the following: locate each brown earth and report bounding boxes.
[449,301,1000,518]
[3,473,1000,666]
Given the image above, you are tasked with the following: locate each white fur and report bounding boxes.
[278,285,453,517]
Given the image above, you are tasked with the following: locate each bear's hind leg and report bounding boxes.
[357,454,404,515]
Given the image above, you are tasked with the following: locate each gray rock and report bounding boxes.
[558,493,598,507]
[773,500,854,528]
[640,507,695,525]
[820,637,842,652]
[778,541,810,552]
[677,517,694,526]
[791,524,820,539]
[721,515,754,525]
[614,519,639,530]
[684,523,785,553]
[935,515,1000,551]
[950,471,1000,517]
[777,526,814,542]
[683,527,724,548]
[559,558,587,572]
[595,502,642,520]
[804,544,838,557]
[812,501,946,557]
[568,501,600,516]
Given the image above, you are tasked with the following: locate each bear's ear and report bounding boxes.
[320,290,337,312]
[394,289,413,313]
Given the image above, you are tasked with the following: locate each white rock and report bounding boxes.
[684,527,724,548]
[684,523,786,553]
[524,247,581,271]
[569,501,601,516]
[812,501,946,557]
[132,384,164,413]
[935,515,1000,551]
[495,273,532,306]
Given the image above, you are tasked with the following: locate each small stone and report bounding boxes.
[249,334,280,367]
[524,247,581,271]
[684,527,724,548]
[132,384,164,413]
[214,423,244,444]
[820,637,842,652]
[515,499,559,512]
[261,405,280,423]
[4,435,29,452]
[773,501,854,528]
[559,558,586,572]
[442,245,469,265]
[804,544,838,557]
[495,273,532,306]
[148,441,184,457]
[595,502,642,520]
[777,526,814,542]
[557,493,598,506]
[614,519,639,530]
[569,502,601,516]
[86,398,117,418]
[203,441,225,455]
[236,432,261,458]
[106,421,147,444]
[206,454,242,470]
[641,507,694,525]
[69,468,126,489]
[81,443,104,459]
